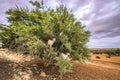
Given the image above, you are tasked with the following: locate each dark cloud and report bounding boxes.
[88,3,120,38]
[68,0,120,47]
[86,0,120,48]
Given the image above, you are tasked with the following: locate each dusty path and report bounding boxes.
[0,49,120,80]
[88,54,120,70]
[63,61,120,80]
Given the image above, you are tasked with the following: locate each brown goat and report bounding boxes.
[48,38,56,50]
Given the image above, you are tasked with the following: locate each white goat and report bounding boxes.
[48,38,56,50]
[61,53,70,60]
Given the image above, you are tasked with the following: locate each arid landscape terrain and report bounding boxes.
[0,48,120,80]
[0,0,120,80]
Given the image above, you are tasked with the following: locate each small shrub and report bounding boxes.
[96,56,100,59]
[106,55,111,58]
[56,57,72,76]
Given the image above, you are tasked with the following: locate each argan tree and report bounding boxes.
[0,1,90,75]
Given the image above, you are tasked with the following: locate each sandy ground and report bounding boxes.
[0,49,120,80]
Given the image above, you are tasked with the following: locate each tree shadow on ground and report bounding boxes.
[0,58,60,80]
[0,59,14,80]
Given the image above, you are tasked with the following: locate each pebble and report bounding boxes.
[40,71,46,77]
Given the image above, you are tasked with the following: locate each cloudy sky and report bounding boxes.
[0,0,120,48]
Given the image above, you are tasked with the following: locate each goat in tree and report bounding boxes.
[61,53,71,60]
[48,38,56,50]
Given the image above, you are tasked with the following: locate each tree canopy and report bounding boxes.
[0,1,90,75]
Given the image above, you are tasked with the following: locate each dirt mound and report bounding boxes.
[0,49,120,80]
[0,49,35,62]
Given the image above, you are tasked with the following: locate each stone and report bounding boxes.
[40,71,46,77]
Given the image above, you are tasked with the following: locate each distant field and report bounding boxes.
[89,48,120,55]
[89,48,120,50]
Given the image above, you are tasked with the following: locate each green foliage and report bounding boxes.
[115,49,120,55]
[91,49,120,55]
[0,1,90,75]
[56,57,72,75]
